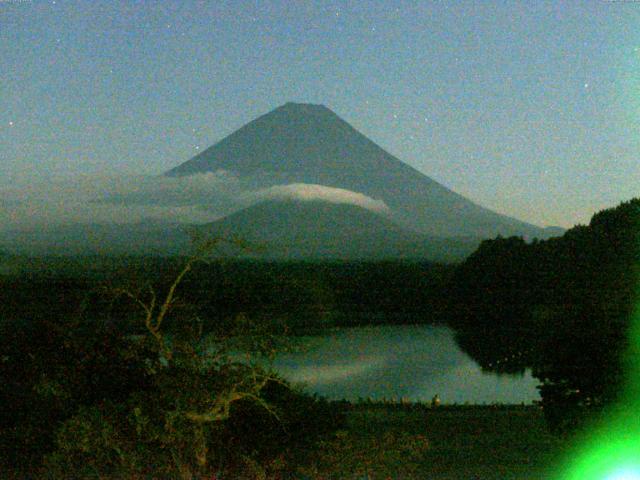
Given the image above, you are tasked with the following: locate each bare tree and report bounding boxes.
[104,235,286,478]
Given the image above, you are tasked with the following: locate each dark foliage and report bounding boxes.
[1,259,347,477]
[446,199,640,433]
[181,260,452,332]
[3,259,453,334]
[0,299,152,470]
[42,365,345,478]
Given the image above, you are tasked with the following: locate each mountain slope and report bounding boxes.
[167,102,548,238]
[199,200,481,262]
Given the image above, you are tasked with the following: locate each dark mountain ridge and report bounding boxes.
[200,200,481,262]
[0,200,479,262]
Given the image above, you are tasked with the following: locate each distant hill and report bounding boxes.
[0,222,191,256]
[541,226,566,238]
[167,102,552,239]
[199,200,481,262]
[0,205,478,262]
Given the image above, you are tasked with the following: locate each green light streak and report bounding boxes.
[605,468,640,480]
[557,288,640,478]
[554,37,640,478]
[554,320,640,478]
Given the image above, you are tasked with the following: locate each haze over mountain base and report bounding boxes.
[0,103,564,260]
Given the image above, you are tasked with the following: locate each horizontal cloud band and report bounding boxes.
[0,173,390,231]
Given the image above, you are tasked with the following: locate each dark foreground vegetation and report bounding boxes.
[1,244,348,478]
[2,199,638,477]
[447,198,640,434]
[297,403,566,479]
[1,257,453,332]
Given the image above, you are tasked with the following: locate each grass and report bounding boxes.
[3,403,573,479]
[296,404,569,479]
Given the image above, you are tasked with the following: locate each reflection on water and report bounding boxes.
[273,325,540,404]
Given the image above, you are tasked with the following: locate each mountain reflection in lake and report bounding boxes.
[273,325,540,404]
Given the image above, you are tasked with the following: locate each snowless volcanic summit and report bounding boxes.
[166,102,546,239]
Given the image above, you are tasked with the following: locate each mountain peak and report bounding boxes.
[280,101,330,111]
[165,104,547,238]
[273,102,335,118]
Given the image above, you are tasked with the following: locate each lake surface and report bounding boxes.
[272,325,540,404]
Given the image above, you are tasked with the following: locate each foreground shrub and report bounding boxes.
[37,238,345,478]
[297,429,430,479]
[0,309,151,471]
[45,375,344,478]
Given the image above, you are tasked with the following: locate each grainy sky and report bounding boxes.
[1,0,638,227]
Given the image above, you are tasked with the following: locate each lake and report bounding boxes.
[272,325,540,404]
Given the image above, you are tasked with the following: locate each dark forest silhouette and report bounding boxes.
[446,198,640,432]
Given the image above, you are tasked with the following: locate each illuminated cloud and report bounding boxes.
[97,170,243,207]
[281,357,387,386]
[247,183,390,214]
[0,172,243,231]
[0,173,390,233]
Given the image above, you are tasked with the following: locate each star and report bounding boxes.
[584,82,589,89]
[8,121,14,127]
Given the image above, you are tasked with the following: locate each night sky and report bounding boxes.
[1,1,639,227]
